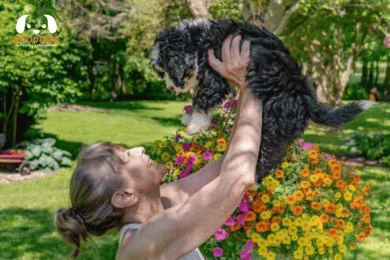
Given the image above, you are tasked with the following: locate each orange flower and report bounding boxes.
[328,159,336,168]
[306,190,315,201]
[300,167,310,177]
[275,169,284,179]
[272,216,282,224]
[300,181,311,189]
[311,158,319,165]
[293,205,304,217]
[311,202,322,211]
[340,208,350,217]
[336,219,345,228]
[314,178,324,187]
[362,214,371,224]
[245,211,257,222]
[364,225,373,236]
[231,221,240,232]
[256,220,271,232]
[362,186,370,196]
[278,205,285,214]
[331,163,342,173]
[349,243,357,250]
[293,190,304,201]
[336,180,346,191]
[327,228,340,238]
[350,197,364,210]
[313,168,322,175]
[308,150,318,159]
[357,233,366,242]
[320,214,329,223]
[332,171,341,180]
[253,201,266,213]
[285,195,295,205]
[325,203,336,214]
[271,207,279,214]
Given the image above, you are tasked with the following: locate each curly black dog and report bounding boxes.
[151,19,371,183]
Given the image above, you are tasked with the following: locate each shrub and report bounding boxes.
[150,101,373,260]
[346,132,390,161]
[14,138,72,172]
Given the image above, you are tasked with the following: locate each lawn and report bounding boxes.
[0,100,389,259]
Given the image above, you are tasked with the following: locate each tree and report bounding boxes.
[0,0,85,146]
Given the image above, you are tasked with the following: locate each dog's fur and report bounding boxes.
[151,19,371,183]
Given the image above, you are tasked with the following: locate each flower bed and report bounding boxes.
[149,101,373,260]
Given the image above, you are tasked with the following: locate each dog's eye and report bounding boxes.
[27,24,31,28]
[42,24,46,28]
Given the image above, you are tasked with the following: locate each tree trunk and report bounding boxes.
[383,55,390,101]
[187,0,211,19]
[368,61,374,88]
[12,94,20,146]
[361,58,368,86]
[263,0,302,35]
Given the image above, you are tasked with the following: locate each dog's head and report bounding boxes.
[16,15,57,34]
[151,20,211,92]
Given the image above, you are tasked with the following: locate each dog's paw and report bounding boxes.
[186,109,212,135]
[181,111,193,126]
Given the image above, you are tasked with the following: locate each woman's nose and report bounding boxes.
[129,147,145,155]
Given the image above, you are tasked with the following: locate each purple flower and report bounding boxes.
[224,216,235,227]
[183,105,193,112]
[175,156,184,165]
[245,240,254,250]
[223,101,232,110]
[243,194,250,203]
[202,151,213,160]
[299,140,313,150]
[239,200,250,213]
[182,143,192,151]
[212,247,224,257]
[239,249,252,260]
[178,162,194,179]
[188,154,198,164]
[325,153,331,159]
[236,214,246,225]
[232,100,239,107]
[214,228,228,241]
[174,134,182,142]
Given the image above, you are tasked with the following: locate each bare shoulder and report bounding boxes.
[160,181,188,207]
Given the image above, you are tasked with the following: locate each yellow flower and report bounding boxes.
[161,152,170,161]
[310,174,320,183]
[324,177,333,186]
[173,169,181,177]
[335,192,341,200]
[291,234,299,241]
[213,153,222,160]
[266,251,276,260]
[174,144,181,151]
[281,161,289,169]
[261,210,272,220]
[251,233,262,242]
[318,247,325,255]
[273,200,281,207]
[293,249,304,260]
[258,246,268,256]
[262,194,271,203]
[165,162,173,169]
[335,253,343,260]
[271,223,280,232]
[282,217,292,226]
[159,141,167,148]
[344,191,352,201]
[305,245,315,255]
[246,229,255,237]
[282,235,291,244]
[288,226,297,235]
[216,143,227,152]
[204,141,212,148]
[349,185,356,192]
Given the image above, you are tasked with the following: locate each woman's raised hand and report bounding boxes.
[208,34,250,92]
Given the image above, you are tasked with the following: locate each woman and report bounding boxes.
[55,34,263,259]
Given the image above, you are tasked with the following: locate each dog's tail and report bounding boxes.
[305,95,373,127]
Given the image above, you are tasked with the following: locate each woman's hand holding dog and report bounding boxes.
[208,34,250,93]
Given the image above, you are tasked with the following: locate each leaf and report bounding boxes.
[29,145,41,157]
[61,157,72,167]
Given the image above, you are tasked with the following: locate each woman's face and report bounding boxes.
[120,147,167,191]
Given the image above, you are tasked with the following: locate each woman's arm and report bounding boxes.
[117,35,263,260]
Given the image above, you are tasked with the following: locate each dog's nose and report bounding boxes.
[33,30,40,34]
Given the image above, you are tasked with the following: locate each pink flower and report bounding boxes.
[245,240,254,250]
[202,151,213,160]
[236,214,246,225]
[243,194,250,203]
[224,216,235,227]
[299,140,313,150]
[175,156,184,165]
[223,101,232,110]
[239,200,250,213]
[239,249,252,260]
[213,247,224,257]
[178,162,194,179]
[214,228,228,241]
[188,154,198,163]
[232,99,239,107]
[182,143,192,151]
[183,105,193,112]
[325,153,331,159]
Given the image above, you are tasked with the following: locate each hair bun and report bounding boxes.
[54,208,88,259]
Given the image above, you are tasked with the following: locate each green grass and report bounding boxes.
[1,100,390,259]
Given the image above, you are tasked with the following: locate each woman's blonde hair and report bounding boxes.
[54,142,127,259]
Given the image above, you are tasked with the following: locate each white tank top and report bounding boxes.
[119,223,205,260]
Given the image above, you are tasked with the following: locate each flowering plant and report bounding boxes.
[149,100,373,260]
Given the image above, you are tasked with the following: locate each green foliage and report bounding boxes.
[209,0,244,20]
[15,138,72,171]
[346,132,390,160]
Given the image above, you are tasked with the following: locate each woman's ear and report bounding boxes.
[111,189,139,208]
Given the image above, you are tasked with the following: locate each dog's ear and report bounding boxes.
[16,15,29,33]
[44,15,57,33]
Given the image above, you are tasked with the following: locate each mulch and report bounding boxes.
[0,169,60,184]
